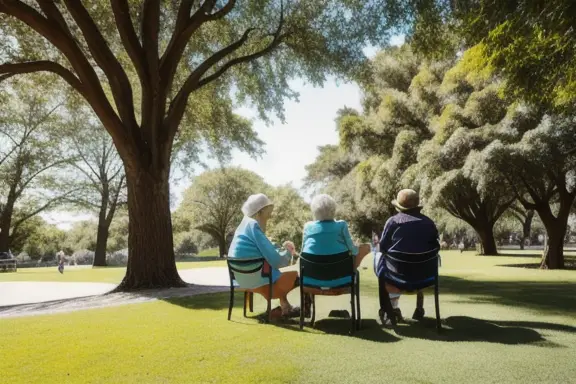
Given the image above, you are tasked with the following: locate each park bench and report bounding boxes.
[0,252,17,272]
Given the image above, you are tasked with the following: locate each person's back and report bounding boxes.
[379,211,439,258]
[375,189,439,324]
[301,220,357,256]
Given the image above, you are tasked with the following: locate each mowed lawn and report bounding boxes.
[1,251,576,384]
[0,260,226,284]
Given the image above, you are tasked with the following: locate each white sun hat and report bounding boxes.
[241,193,274,217]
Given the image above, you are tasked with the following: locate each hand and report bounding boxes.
[283,241,296,255]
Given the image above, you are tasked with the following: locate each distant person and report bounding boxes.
[58,257,65,274]
[458,241,465,253]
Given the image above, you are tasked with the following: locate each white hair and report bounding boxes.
[310,194,337,221]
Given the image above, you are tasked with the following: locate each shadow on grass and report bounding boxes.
[495,253,543,258]
[439,276,576,316]
[394,316,568,346]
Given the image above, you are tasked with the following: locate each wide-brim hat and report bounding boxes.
[391,189,422,211]
[241,193,274,217]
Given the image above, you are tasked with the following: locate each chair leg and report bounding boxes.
[350,284,356,334]
[310,295,316,327]
[299,276,305,330]
[243,292,248,318]
[356,274,361,330]
[249,292,254,313]
[435,280,441,333]
[228,286,234,321]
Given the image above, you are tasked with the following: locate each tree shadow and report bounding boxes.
[439,276,576,316]
[495,253,543,258]
[393,316,568,347]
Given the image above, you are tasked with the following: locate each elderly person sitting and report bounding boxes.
[301,194,371,286]
[228,193,309,319]
[375,189,440,324]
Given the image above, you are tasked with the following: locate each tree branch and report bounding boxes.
[62,0,138,130]
[12,189,81,230]
[0,1,127,143]
[111,0,147,83]
[0,61,83,91]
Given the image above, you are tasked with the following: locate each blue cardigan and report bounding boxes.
[301,220,358,287]
[228,217,291,289]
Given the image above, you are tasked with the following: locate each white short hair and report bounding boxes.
[310,194,337,221]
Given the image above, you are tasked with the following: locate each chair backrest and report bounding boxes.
[299,251,354,287]
[383,250,439,290]
[226,258,270,288]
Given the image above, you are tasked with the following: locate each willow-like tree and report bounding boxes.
[177,167,266,258]
[0,1,392,289]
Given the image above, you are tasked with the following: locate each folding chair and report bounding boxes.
[378,251,441,332]
[227,258,273,323]
[299,252,360,333]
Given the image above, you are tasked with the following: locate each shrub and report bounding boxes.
[107,249,128,266]
[73,250,95,265]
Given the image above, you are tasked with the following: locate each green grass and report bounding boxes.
[1,251,576,383]
[197,247,220,257]
[0,260,226,283]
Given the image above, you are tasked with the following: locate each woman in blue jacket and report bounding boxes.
[228,193,307,318]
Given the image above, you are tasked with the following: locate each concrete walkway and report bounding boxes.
[0,267,230,308]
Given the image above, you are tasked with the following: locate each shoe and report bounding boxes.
[412,307,425,321]
[378,308,402,326]
[282,306,303,318]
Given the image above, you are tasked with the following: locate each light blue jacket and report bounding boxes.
[228,217,291,289]
[301,220,358,287]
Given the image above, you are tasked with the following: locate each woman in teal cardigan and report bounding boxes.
[301,194,370,288]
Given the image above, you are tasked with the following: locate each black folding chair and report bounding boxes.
[227,258,273,323]
[299,252,360,333]
[378,251,441,332]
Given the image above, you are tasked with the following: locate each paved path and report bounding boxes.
[0,267,233,318]
[0,267,230,308]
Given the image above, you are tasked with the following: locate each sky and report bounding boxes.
[42,36,405,230]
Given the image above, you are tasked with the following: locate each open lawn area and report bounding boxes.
[1,251,576,383]
[0,260,226,284]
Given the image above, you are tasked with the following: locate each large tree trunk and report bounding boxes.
[0,190,17,252]
[116,165,185,291]
[469,220,498,256]
[519,210,534,250]
[93,224,109,267]
[537,197,572,269]
[543,229,565,269]
[218,235,228,258]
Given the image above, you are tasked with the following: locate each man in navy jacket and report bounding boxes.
[375,189,440,324]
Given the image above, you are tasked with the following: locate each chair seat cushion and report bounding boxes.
[302,287,351,296]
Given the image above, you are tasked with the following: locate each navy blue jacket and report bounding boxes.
[377,209,439,278]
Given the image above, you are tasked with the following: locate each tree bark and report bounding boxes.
[0,189,17,252]
[218,235,228,258]
[472,221,498,256]
[519,210,534,250]
[115,165,185,290]
[93,224,109,267]
[543,229,565,269]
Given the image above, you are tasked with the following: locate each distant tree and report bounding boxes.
[474,115,576,268]
[177,168,266,257]
[266,185,310,250]
[64,106,126,267]
[0,78,75,253]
